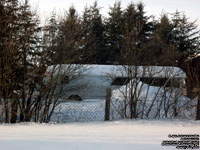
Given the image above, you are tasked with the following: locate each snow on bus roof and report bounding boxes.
[47,64,186,78]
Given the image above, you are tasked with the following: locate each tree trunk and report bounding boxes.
[196,92,200,120]
[10,96,18,123]
[129,97,133,119]
[4,98,9,123]
[133,101,137,119]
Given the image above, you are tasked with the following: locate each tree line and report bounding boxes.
[0,0,200,123]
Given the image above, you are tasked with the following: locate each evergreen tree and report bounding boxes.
[154,12,200,65]
[55,6,83,64]
[82,1,107,64]
[122,2,154,65]
[123,2,153,45]
[156,14,173,44]
[152,12,200,120]
[42,11,59,65]
[170,12,200,120]
[0,0,42,123]
[106,2,124,64]
[145,14,178,65]
[171,11,200,56]
[0,0,20,123]
[15,0,41,122]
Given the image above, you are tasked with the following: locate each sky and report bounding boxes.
[29,0,200,28]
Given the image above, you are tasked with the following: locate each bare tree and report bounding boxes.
[0,2,91,123]
[27,7,91,123]
[111,66,190,120]
[184,55,200,120]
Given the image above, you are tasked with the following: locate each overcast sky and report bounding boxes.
[30,0,200,28]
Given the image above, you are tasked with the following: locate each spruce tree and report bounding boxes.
[0,0,20,123]
[56,6,83,64]
[82,1,107,64]
[171,11,200,56]
[15,0,41,122]
[0,0,42,123]
[152,12,200,120]
[106,2,124,64]
[122,2,154,65]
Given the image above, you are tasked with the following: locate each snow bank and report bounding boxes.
[0,120,199,150]
[112,79,188,102]
[112,79,160,101]
[111,80,195,119]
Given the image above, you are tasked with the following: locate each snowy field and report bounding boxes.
[0,120,200,150]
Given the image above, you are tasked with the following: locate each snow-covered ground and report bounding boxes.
[50,81,195,123]
[52,99,105,123]
[0,120,199,150]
